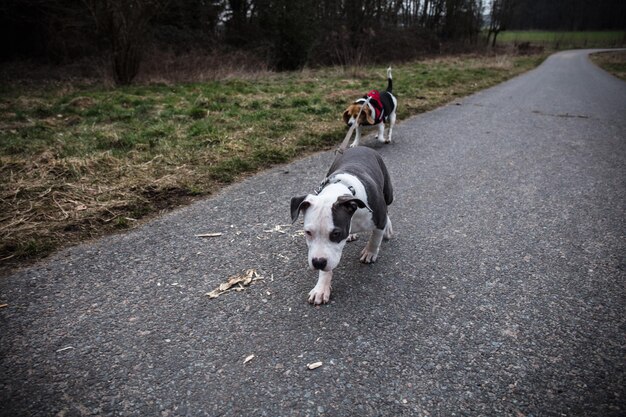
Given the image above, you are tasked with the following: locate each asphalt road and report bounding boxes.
[2,49,625,416]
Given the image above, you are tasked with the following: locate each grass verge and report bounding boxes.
[589,50,626,80]
[0,53,545,275]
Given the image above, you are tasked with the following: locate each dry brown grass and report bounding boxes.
[137,49,273,84]
[589,50,626,81]
[1,150,199,265]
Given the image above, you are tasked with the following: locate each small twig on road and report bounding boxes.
[195,232,223,238]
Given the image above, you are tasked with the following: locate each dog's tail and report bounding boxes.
[386,67,393,93]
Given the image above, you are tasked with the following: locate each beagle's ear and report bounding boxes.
[343,109,351,124]
[363,106,375,125]
[290,195,311,223]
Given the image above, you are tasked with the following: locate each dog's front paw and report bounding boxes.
[308,284,331,305]
[347,233,359,242]
[349,142,359,148]
[360,247,379,263]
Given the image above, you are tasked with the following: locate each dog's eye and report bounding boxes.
[330,231,341,239]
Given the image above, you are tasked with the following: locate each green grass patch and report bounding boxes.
[0,53,545,273]
[497,30,626,49]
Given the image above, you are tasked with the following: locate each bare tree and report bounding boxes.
[487,0,515,47]
[84,0,165,85]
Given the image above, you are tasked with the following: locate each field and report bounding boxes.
[0,54,545,274]
[590,50,626,80]
[497,30,626,49]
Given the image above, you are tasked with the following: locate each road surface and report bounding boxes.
[1,49,625,416]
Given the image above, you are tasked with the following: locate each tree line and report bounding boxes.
[508,0,625,31]
[1,0,624,85]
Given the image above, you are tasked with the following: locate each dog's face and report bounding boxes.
[343,103,375,126]
[291,192,366,272]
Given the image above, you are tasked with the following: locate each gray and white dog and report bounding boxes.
[290,147,393,304]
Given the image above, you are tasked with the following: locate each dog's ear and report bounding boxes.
[290,195,311,223]
[363,107,375,125]
[343,109,351,124]
[334,194,371,215]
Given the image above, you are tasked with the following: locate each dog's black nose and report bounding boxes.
[347,121,353,127]
[312,257,327,270]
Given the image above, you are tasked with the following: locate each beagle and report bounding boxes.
[343,67,398,147]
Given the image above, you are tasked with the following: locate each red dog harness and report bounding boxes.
[356,90,385,125]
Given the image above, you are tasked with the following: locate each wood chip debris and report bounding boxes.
[244,354,255,364]
[195,232,223,238]
[0,304,7,309]
[307,361,323,370]
[206,269,264,299]
[264,224,289,234]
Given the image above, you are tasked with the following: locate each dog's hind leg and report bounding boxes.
[360,228,385,263]
[385,112,396,144]
[376,123,385,143]
[383,216,393,240]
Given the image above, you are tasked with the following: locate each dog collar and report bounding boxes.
[314,177,356,196]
